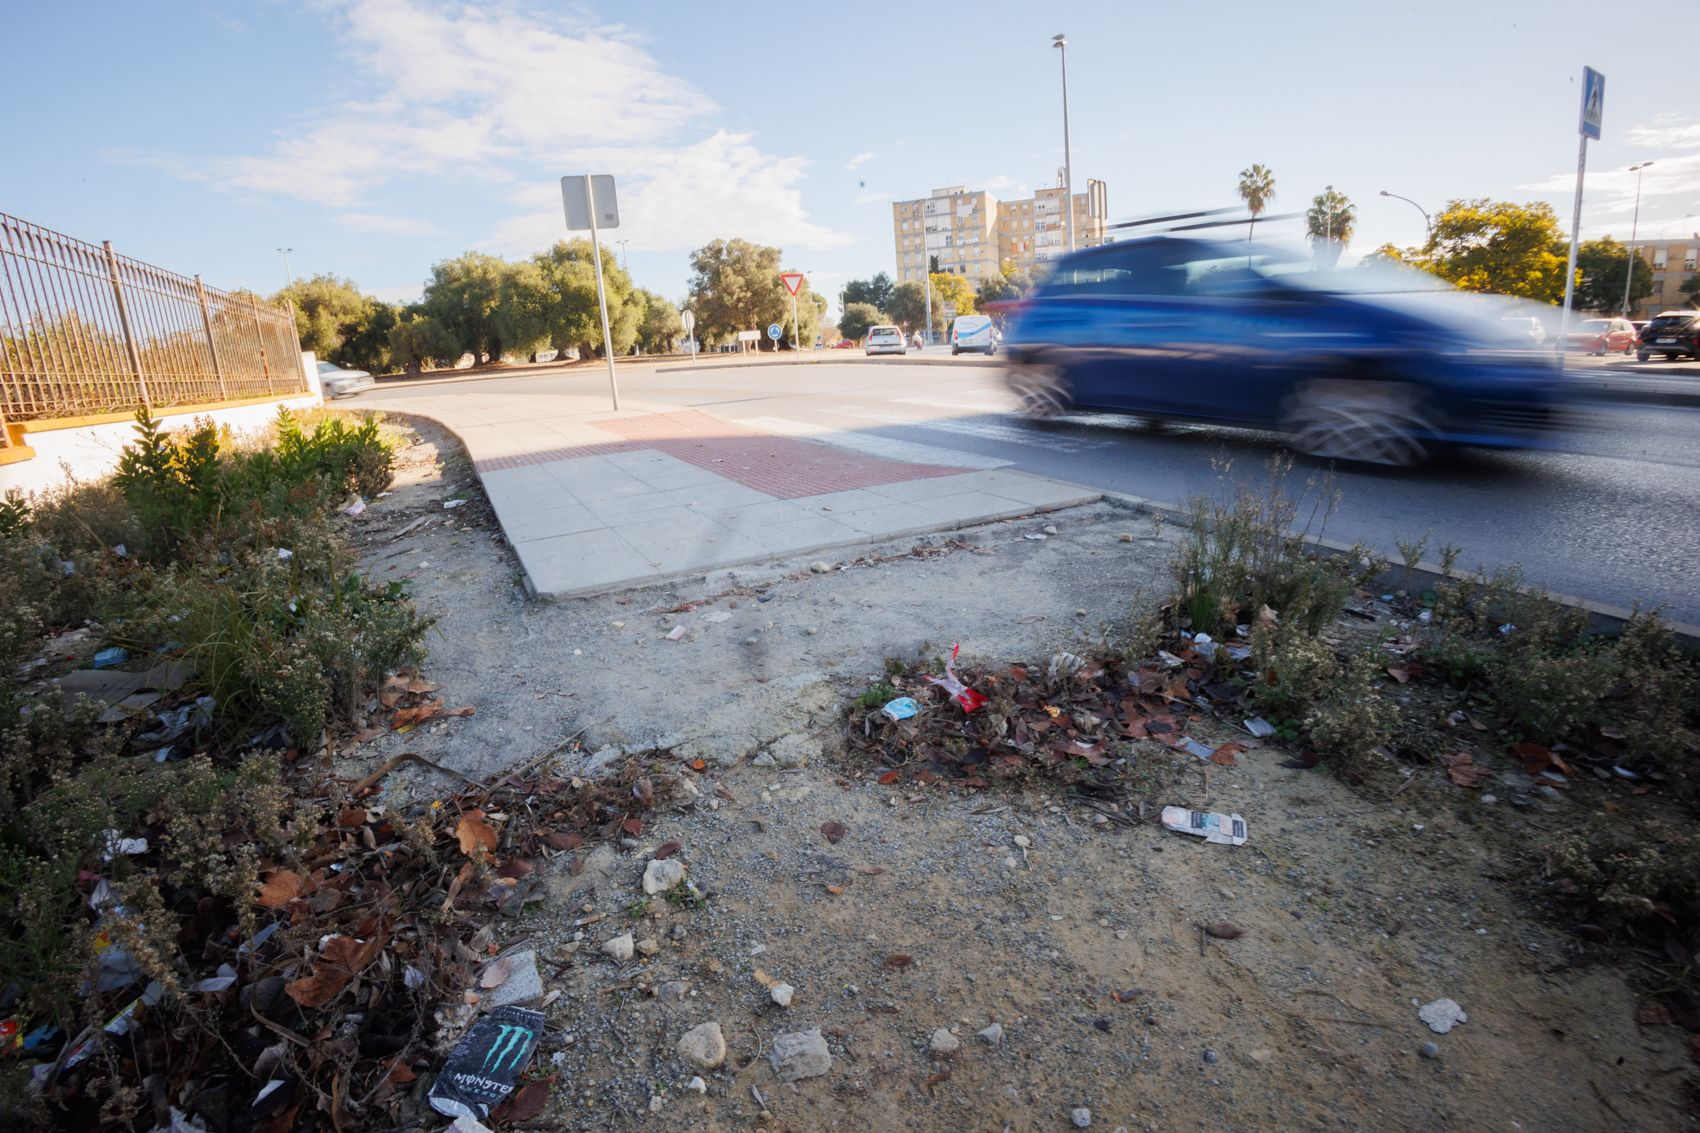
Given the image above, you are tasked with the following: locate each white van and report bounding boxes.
[950,314,996,355]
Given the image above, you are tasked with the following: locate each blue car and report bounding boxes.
[1003,237,1567,466]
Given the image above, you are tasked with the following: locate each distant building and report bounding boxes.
[891,179,1109,286]
[1630,239,1700,320]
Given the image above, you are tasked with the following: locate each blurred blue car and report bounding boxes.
[1003,237,1567,465]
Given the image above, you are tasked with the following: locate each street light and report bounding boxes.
[1621,161,1654,316]
[616,239,629,272]
[276,247,294,289]
[1378,189,1433,241]
[1052,34,1075,254]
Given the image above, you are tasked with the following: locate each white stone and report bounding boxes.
[676,1022,727,1069]
[643,858,686,895]
[770,982,795,1007]
[929,1028,961,1055]
[1072,1107,1093,1128]
[769,1028,832,1081]
[636,938,661,957]
[977,1023,1004,1045]
[686,1076,707,1093]
[602,933,634,962]
[1418,997,1467,1034]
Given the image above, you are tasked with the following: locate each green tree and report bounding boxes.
[1237,163,1276,242]
[1574,238,1655,314]
[686,238,789,347]
[421,252,510,364]
[636,290,683,354]
[274,274,396,371]
[1360,243,1411,267]
[976,261,1035,309]
[1680,275,1700,307]
[839,301,882,342]
[886,282,928,333]
[1305,187,1356,267]
[386,313,459,373]
[843,273,895,311]
[928,272,976,332]
[1422,199,1568,303]
[494,240,639,361]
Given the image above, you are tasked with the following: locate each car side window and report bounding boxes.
[1047,247,1191,298]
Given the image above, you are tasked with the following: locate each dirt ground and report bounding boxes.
[344,415,1696,1133]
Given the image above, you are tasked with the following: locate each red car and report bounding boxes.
[1564,317,1636,355]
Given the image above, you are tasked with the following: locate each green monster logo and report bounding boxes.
[479,1024,533,1073]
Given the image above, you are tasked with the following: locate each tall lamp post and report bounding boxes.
[1621,161,1654,316]
[1052,34,1075,254]
[616,239,630,272]
[276,247,294,289]
[1378,190,1433,242]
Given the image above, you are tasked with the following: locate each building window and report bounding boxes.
[1685,248,1698,271]
[1653,248,1668,269]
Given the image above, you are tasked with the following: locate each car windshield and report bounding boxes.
[1648,315,1693,328]
[1246,251,1455,295]
[317,361,338,372]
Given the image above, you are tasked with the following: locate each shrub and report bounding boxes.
[1250,622,1340,723]
[1307,648,1400,767]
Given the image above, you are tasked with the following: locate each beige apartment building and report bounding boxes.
[1629,240,1700,320]
[891,180,1108,286]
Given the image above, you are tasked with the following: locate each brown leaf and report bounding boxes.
[1385,667,1410,684]
[688,759,707,771]
[1637,1000,1675,1027]
[391,701,441,729]
[455,811,500,857]
[501,1076,555,1123]
[336,806,370,828]
[406,676,439,694]
[856,865,886,876]
[442,706,476,718]
[1202,923,1244,940]
[385,1057,417,1085]
[877,771,900,785]
[924,1069,952,1092]
[284,932,385,1008]
[496,858,535,880]
[543,830,584,852]
[621,816,643,837]
[256,869,305,908]
[1512,741,1573,777]
[883,953,914,970]
[350,728,386,744]
[820,821,848,845]
[1210,741,1245,767]
[1445,752,1487,788]
[481,955,518,989]
[824,884,844,895]
[653,840,683,860]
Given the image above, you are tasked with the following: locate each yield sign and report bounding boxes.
[779,272,805,296]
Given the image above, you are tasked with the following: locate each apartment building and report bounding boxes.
[891,180,1109,285]
[1630,240,1700,320]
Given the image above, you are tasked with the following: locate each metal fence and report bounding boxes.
[0,212,307,434]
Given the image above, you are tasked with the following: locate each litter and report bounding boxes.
[61,981,166,1069]
[1224,645,1252,662]
[664,626,688,642]
[344,497,367,517]
[1243,716,1275,738]
[112,544,126,558]
[276,547,294,560]
[1192,633,1217,659]
[1498,623,1515,635]
[192,963,238,993]
[880,697,920,722]
[1612,765,1640,780]
[428,1005,544,1120]
[1160,806,1248,846]
[92,647,128,670]
[443,498,467,510]
[1417,998,1467,1034]
[1155,650,1184,668]
[1417,610,1432,623]
[924,643,987,713]
[1179,738,1216,761]
[1022,533,1047,541]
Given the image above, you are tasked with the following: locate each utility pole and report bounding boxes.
[1053,34,1076,254]
[276,247,294,289]
[1620,162,1653,316]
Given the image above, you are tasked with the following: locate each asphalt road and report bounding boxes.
[361,358,1700,624]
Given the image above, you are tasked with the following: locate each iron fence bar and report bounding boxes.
[250,295,273,395]
[17,224,76,412]
[194,275,229,400]
[102,240,150,410]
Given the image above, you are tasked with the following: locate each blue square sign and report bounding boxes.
[1580,67,1604,140]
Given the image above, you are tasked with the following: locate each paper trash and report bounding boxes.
[1161,806,1248,846]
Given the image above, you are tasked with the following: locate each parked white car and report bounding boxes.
[317,360,374,398]
[864,325,907,356]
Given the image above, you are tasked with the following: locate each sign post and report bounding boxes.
[561,175,622,409]
[780,272,805,354]
[680,309,696,366]
[1557,67,1604,370]
[766,322,783,352]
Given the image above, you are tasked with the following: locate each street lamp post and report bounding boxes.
[617,239,629,272]
[1052,34,1076,254]
[1378,189,1433,242]
[1621,161,1654,316]
[276,247,294,289]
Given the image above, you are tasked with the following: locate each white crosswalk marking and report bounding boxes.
[826,404,1116,454]
[735,417,1011,468]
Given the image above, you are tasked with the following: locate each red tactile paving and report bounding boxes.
[588,410,970,498]
[476,440,638,474]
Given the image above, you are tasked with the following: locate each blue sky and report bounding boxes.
[5,0,1697,315]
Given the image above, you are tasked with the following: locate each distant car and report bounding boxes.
[1001,235,1567,467]
[1496,316,1546,347]
[864,325,907,356]
[831,337,857,349]
[317,360,374,398]
[950,314,997,355]
[1637,310,1700,362]
[1564,317,1635,355]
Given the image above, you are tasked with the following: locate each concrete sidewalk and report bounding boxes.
[379,388,1099,598]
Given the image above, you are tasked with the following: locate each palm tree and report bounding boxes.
[1305,186,1356,268]
[1237,164,1276,242]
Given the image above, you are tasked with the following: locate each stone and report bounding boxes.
[929,1028,960,1055]
[1534,785,1563,801]
[1417,998,1467,1034]
[1043,525,1058,535]
[810,561,832,574]
[770,982,795,1007]
[1072,1107,1093,1128]
[648,1095,664,1114]
[643,858,686,895]
[1248,1048,1273,1064]
[769,1028,832,1081]
[636,938,661,957]
[686,1076,707,1093]
[1013,834,1031,849]
[1118,533,1134,542]
[602,933,634,962]
[977,1023,1004,1046]
[805,627,818,636]
[1203,1048,1219,1064]
[1419,1041,1441,1059]
[676,1022,727,1069]
[765,733,819,768]
[480,949,543,1009]
[658,980,691,1003]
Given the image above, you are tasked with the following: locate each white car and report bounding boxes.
[864,325,907,356]
[317,359,374,398]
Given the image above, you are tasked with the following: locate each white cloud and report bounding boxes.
[854,191,893,205]
[846,152,875,170]
[1628,116,1700,150]
[125,0,845,251]
[336,212,441,236]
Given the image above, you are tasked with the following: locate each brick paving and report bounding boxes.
[589,410,971,498]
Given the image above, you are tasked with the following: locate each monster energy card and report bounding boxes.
[428,1005,544,1119]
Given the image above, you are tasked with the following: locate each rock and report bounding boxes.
[1203,1048,1219,1064]
[665,625,688,641]
[929,1028,961,1056]
[647,1095,664,1114]
[1074,608,1088,617]
[1535,785,1563,801]
[1043,525,1058,535]
[1417,998,1467,1034]
[602,933,634,962]
[636,938,661,957]
[1072,1106,1093,1128]
[1118,533,1134,542]
[1013,834,1031,849]
[810,561,832,574]
[676,1022,727,1069]
[805,627,818,636]
[977,1023,1004,1045]
[1248,1048,1273,1064]
[643,858,686,895]
[765,733,819,768]
[686,1076,707,1093]
[769,1028,832,1081]
[1419,1041,1441,1059]
[658,980,691,1003]
[581,746,625,777]
[480,949,543,1009]
[770,982,795,1007]
[1481,794,1497,805]
[744,636,760,646]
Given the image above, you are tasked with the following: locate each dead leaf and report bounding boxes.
[654,840,683,860]
[924,1069,952,1092]
[391,701,441,729]
[350,728,386,744]
[455,811,500,857]
[1203,923,1244,940]
[496,858,534,880]
[256,869,305,908]
[285,931,385,1008]
[883,953,914,970]
[499,1076,555,1123]
[824,884,845,895]
[856,865,886,876]
[621,816,643,837]
[821,821,848,845]
[481,955,518,989]
[1637,1000,1675,1027]
[1512,741,1573,777]
[1445,752,1488,788]
[543,830,583,851]
[877,771,900,785]
[688,758,707,772]
[1385,667,1410,684]
[336,806,369,828]
[1210,741,1244,767]
[385,1057,417,1085]
[442,706,476,718]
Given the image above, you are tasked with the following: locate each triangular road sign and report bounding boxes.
[779,272,804,296]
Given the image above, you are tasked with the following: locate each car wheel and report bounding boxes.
[1283,378,1432,467]
[1637,352,1649,362]
[1009,363,1070,420]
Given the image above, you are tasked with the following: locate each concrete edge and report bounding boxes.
[1099,490,1700,646]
